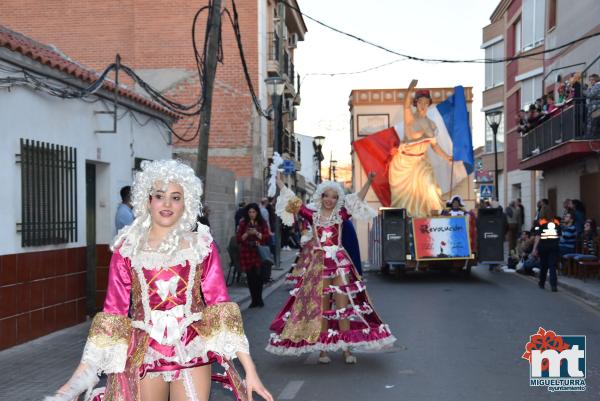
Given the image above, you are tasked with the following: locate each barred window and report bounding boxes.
[18,139,77,246]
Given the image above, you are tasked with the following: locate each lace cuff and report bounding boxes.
[193,302,250,359]
[82,312,131,374]
[275,186,302,226]
[345,193,377,220]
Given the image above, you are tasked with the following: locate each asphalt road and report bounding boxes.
[213,266,600,401]
[3,265,599,401]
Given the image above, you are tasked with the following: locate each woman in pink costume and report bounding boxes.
[266,173,396,364]
[45,160,272,401]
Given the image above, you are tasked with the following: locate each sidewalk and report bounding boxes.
[0,249,298,401]
[504,265,600,308]
[227,248,297,308]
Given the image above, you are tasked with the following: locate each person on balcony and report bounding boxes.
[586,73,600,135]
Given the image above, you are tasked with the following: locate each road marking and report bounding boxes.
[278,380,304,400]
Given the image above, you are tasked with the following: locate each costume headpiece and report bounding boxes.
[310,180,346,219]
[111,159,203,254]
[446,195,465,208]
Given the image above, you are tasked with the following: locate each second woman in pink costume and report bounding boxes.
[266,174,396,364]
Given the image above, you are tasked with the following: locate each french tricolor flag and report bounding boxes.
[353,86,474,207]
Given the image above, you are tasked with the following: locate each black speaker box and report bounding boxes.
[381,208,407,263]
[477,207,505,262]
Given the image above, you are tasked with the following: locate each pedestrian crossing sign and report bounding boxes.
[480,184,493,199]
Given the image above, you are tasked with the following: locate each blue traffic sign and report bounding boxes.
[283,159,295,175]
[480,184,494,199]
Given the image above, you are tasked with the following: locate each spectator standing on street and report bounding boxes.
[234,201,246,229]
[534,198,550,222]
[516,198,525,234]
[259,197,272,233]
[505,201,519,254]
[532,214,562,292]
[236,203,270,308]
[115,185,134,232]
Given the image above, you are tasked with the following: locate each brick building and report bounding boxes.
[0,0,307,201]
[482,0,600,226]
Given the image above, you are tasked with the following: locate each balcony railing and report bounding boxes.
[282,132,300,161]
[521,100,600,159]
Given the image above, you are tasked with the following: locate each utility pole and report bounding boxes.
[196,0,223,197]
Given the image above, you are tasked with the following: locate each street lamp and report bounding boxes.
[312,135,325,184]
[486,110,502,202]
[329,159,337,181]
[265,75,286,269]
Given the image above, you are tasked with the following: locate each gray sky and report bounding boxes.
[294,0,498,164]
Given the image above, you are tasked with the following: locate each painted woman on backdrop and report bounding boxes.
[388,79,453,217]
[44,160,272,401]
[266,174,396,364]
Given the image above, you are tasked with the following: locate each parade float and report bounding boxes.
[352,80,477,275]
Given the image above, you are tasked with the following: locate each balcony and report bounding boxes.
[282,51,297,98]
[281,132,301,169]
[267,32,280,74]
[520,100,600,170]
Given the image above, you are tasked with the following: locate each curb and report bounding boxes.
[234,252,296,310]
[234,272,289,311]
[556,279,600,308]
[514,270,600,309]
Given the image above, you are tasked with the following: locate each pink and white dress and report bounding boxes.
[79,226,250,401]
[266,187,396,355]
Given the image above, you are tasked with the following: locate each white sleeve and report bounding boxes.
[344,193,377,220]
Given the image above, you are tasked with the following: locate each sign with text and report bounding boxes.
[411,216,472,260]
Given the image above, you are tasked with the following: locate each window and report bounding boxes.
[514,19,521,55]
[520,74,543,110]
[485,41,505,89]
[484,111,505,154]
[522,0,546,51]
[18,139,78,246]
[548,0,557,30]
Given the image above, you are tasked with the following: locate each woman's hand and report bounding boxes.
[367,171,376,182]
[245,371,274,401]
[446,155,453,163]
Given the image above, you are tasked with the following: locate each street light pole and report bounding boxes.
[313,135,325,184]
[331,160,337,181]
[265,76,285,268]
[486,111,502,202]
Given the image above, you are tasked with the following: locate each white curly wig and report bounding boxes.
[310,180,346,222]
[111,159,203,254]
